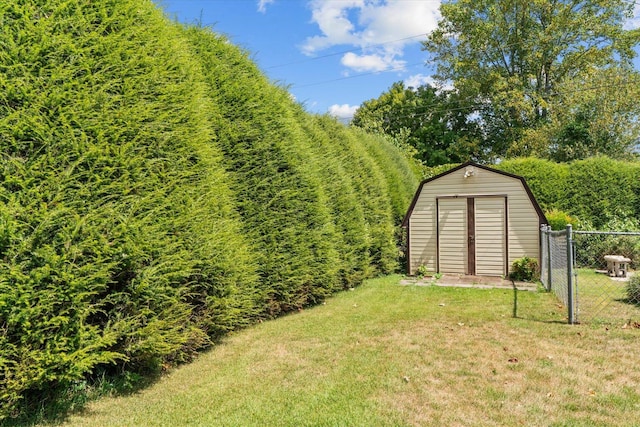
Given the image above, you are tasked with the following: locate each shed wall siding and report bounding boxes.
[408,167,541,275]
[438,198,467,274]
[475,197,506,276]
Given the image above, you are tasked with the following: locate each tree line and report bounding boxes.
[352,0,640,165]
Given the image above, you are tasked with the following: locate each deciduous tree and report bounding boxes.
[352,82,483,166]
[423,0,640,159]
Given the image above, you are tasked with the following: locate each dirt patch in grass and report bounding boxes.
[401,274,538,291]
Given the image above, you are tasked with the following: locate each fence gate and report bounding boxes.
[541,225,640,325]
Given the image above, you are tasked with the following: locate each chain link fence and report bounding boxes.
[573,230,640,325]
[540,226,571,316]
[541,225,640,325]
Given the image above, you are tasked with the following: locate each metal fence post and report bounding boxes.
[566,224,575,324]
[545,225,552,291]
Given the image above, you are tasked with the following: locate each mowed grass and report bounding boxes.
[573,269,640,325]
[57,276,640,427]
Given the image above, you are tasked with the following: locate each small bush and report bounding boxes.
[416,264,430,277]
[509,257,539,282]
[626,274,640,305]
[545,209,579,231]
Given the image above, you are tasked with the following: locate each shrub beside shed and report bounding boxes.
[403,162,547,277]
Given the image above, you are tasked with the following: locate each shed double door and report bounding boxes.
[437,196,507,276]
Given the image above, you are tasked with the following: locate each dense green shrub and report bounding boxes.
[356,128,419,224]
[0,1,419,421]
[627,274,640,304]
[496,157,640,230]
[545,209,579,231]
[496,158,569,212]
[182,26,343,315]
[315,118,399,274]
[298,115,373,287]
[563,157,638,229]
[0,0,261,418]
[509,257,540,282]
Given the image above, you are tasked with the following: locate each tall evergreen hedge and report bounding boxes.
[0,0,260,417]
[182,26,343,316]
[0,1,419,419]
[497,157,640,229]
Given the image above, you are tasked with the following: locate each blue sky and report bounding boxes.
[155,0,640,122]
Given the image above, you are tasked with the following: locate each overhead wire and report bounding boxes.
[273,0,640,92]
[293,62,428,88]
[264,33,429,70]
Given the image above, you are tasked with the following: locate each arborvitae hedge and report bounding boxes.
[0,1,419,420]
[182,26,344,316]
[0,1,266,417]
[496,158,569,212]
[497,157,640,229]
[316,118,399,274]
[297,114,373,287]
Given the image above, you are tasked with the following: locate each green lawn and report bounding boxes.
[53,276,640,427]
[574,269,640,325]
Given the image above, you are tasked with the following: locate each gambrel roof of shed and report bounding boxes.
[402,161,547,228]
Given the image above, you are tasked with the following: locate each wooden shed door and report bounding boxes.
[438,197,506,276]
[474,197,506,276]
[437,198,467,274]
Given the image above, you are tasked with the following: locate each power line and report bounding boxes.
[264,33,428,70]
[293,62,427,89]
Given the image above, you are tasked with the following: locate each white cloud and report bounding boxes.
[341,52,405,73]
[257,0,274,13]
[623,3,640,30]
[404,74,453,91]
[301,0,441,71]
[404,74,437,89]
[328,103,359,121]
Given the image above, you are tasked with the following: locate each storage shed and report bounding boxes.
[402,162,547,277]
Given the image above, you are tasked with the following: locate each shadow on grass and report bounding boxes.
[510,280,571,325]
[613,297,640,307]
[1,369,162,427]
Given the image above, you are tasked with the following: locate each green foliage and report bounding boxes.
[422,163,461,180]
[510,67,640,162]
[0,1,419,421]
[183,26,343,315]
[496,158,569,212]
[351,82,484,166]
[509,257,539,282]
[423,0,640,160]
[563,157,638,229]
[314,118,398,275]
[626,275,640,304]
[415,264,431,277]
[0,0,268,418]
[496,157,640,230]
[545,210,579,231]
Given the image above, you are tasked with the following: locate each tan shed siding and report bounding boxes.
[507,188,541,266]
[438,198,467,274]
[475,198,505,276]
[408,198,437,274]
[408,216,437,274]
